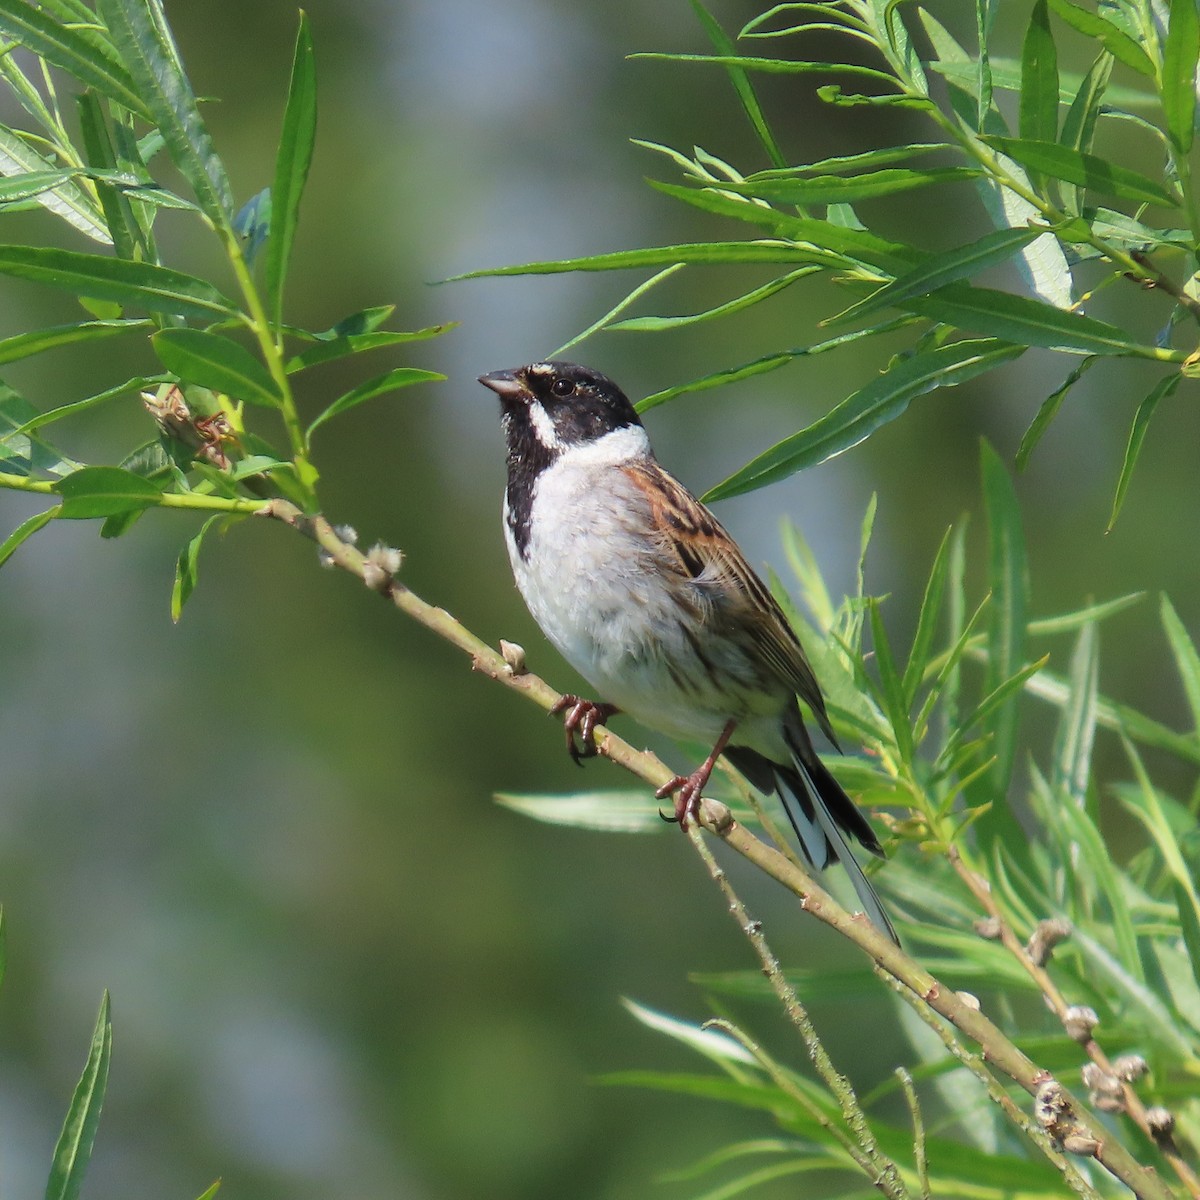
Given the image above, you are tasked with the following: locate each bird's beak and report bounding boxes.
[478,368,528,401]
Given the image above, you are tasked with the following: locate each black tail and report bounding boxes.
[727,710,897,944]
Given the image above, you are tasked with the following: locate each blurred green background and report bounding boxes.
[1,2,1198,1198]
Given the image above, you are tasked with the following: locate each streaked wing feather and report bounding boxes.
[621,461,833,738]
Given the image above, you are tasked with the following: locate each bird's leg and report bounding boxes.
[656,720,737,829]
[549,694,618,765]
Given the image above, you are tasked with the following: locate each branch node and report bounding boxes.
[1026,917,1072,966]
[1146,1106,1176,1139]
[1112,1053,1148,1083]
[973,915,1003,940]
[1063,1004,1099,1043]
[956,990,981,1011]
[499,639,528,675]
[697,796,734,834]
[1062,1132,1102,1157]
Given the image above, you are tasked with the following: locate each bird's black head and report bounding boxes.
[478,361,643,458]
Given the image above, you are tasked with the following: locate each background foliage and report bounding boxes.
[1,1,1200,1199]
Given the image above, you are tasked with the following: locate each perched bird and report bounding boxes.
[479,360,894,941]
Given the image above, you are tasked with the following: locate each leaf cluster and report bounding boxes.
[462,0,1199,525]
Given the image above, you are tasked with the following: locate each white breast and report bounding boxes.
[504,426,748,744]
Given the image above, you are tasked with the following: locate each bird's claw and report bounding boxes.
[654,772,705,829]
[549,694,617,764]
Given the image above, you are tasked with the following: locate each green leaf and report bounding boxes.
[52,466,164,518]
[628,51,898,85]
[305,367,443,442]
[609,270,814,332]
[266,12,317,328]
[450,242,864,280]
[690,0,786,168]
[828,226,1041,326]
[1016,356,1096,470]
[152,329,281,407]
[980,442,1028,816]
[0,319,151,367]
[96,0,234,223]
[1163,0,1200,155]
[0,383,79,476]
[980,135,1178,206]
[76,92,142,261]
[1050,623,1098,807]
[496,791,664,833]
[725,166,981,205]
[5,374,167,439]
[1048,0,1154,75]
[172,514,221,622]
[743,142,953,175]
[1176,882,1200,995]
[1058,52,1115,214]
[1160,594,1200,735]
[868,600,914,763]
[284,323,455,373]
[0,506,55,567]
[977,0,998,128]
[0,0,149,118]
[908,282,1171,357]
[1020,0,1059,143]
[703,340,1025,501]
[621,1000,757,1066]
[0,127,110,243]
[0,245,238,319]
[1108,372,1181,531]
[44,992,111,1200]
[901,526,952,709]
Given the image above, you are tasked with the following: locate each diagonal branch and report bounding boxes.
[263,499,1176,1200]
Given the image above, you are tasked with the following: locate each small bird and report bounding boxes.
[479,360,895,941]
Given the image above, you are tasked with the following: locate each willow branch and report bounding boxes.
[262,499,1175,1200]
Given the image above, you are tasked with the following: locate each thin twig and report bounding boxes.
[688,826,909,1199]
[894,1068,929,1200]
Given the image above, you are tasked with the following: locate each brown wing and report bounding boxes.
[621,460,835,742]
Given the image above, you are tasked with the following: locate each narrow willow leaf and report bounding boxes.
[0,319,150,367]
[0,127,109,243]
[901,526,952,708]
[1020,0,1059,143]
[1058,52,1115,214]
[1176,883,1200,994]
[646,180,921,272]
[0,245,237,319]
[1048,0,1154,75]
[1015,356,1096,469]
[497,791,663,833]
[44,992,111,1200]
[193,1185,221,1200]
[725,166,980,205]
[981,135,1177,206]
[266,12,317,327]
[153,328,281,408]
[609,270,814,332]
[869,601,914,763]
[96,0,233,223]
[628,52,898,85]
[1050,623,1098,806]
[284,324,455,373]
[1160,594,1200,735]
[704,340,1024,501]
[980,442,1028,819]
[0,506,55,567]
[909,282,1170,357]
[306,367,443,442]
[52,466,164,518]
[76,91,141,261]
[690,0,786,168]
[1163,0,1200,155]
[829,226,1040,326]
[0,0,148,117]
[6,374,167,439]
[750,142,952,175]
[450,242,849,280]
[552,265,683,357]
[1108,372,1181,530]
[977,0,999,128]
[171,514,221,622]
[0,384,80,476]
[621,1001,760,1069]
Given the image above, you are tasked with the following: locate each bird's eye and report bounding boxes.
[550,378,575,397]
